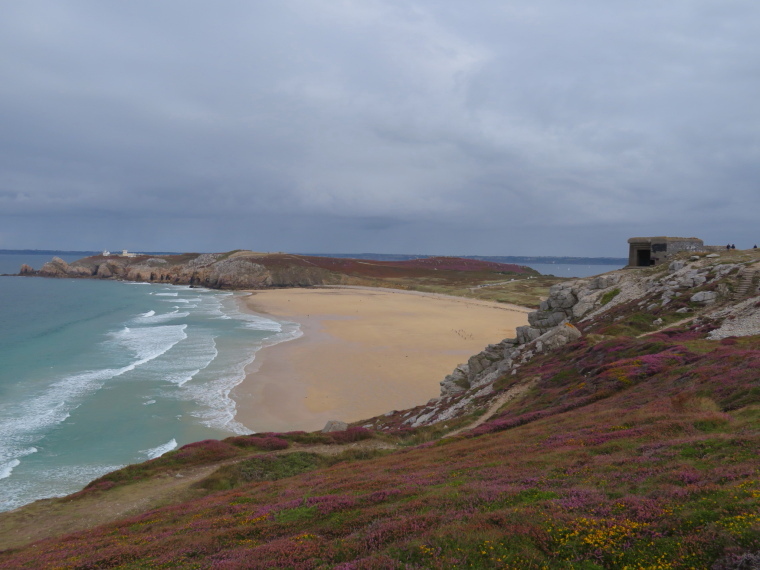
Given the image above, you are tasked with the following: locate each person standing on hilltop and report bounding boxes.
[731,244,736,249]
[727,244,731,250]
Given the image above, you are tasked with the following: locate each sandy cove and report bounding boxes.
[232,287,531,433]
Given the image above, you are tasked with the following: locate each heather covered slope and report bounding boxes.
[2,250,759,568]
[0,333,758,568]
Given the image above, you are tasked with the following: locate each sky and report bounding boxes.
[1,1,759,257]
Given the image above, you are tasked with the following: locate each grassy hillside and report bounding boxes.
[1,328,758,567]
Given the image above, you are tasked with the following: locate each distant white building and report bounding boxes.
[120,249,138,258]
[102,250,111,256]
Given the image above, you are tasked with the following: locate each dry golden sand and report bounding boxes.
[232,287,530,433]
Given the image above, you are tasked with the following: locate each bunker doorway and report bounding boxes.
[637,249,652,266]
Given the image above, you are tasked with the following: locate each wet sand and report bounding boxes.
[232,287,530,433]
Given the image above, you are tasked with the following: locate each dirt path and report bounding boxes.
[0,462,222,551]
[0,438,398,552]
[444,377,539,439]
[637,316,697,338]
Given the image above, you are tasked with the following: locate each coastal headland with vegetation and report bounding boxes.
[1,248,759,568]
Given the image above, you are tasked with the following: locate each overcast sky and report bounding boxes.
[1,1,759,256]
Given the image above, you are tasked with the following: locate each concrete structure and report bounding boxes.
[627,236,705,267]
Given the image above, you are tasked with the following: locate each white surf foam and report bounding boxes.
[142,438,177,459]
[132,309,190,325]
[179,317,302,434]
[218,300,283,332]
[0,459,20,480]
[107,324,187,370]
[155,292,178,297]
[0,463,126,512]
[0,324,188,476]
[143,400,156,405]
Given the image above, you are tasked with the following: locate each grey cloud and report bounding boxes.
[1,0,759,254]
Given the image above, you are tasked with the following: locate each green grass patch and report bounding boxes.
[275,505,318,524]
[600,288,621,305]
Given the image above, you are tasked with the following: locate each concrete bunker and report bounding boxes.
[627,236,706,267]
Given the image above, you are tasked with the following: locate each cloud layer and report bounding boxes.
[2,1,759,255]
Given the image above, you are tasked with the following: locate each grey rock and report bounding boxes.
[548,290,577,310]
[533,323,582,353]
[322,420,348,433]
[528,310,568,330]
[679,272,707,288]
[705,253,720,258]
[675,307,692,313]
[440,364,470,396]
[691,291,718,304]
[572,299,595,319]
[516,325,542,345]
[589,275,620,290]
[669,261,685,272]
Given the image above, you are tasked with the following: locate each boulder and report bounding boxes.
[39,257,71,277]
[18,264,34,275]
[528,310,568,331]
[547,289,577,310]
[669,261,686,272]
[322,420,348,433]
[589,275,620,290]
[96,264,113,278]
[533,323,582,353]
[691,291,717,304]
[440,364,470,396]
[679,271,707,288]
[572,298,596,319]
[516,325,542,345]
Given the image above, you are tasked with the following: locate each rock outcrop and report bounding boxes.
[322,420,348,433]
[422,253,760,429]
[19,251,345,290]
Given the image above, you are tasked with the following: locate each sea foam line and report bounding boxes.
[142,438,177,459]
[0,325,188,472]
[179,294,302,434]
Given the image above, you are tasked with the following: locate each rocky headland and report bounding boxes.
[18,250,538,291]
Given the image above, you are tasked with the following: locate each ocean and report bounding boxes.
[523,263,623,278]
[0,253,300,512]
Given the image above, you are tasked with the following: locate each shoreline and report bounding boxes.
[232,287,531,433]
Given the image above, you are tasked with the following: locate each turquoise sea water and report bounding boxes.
[0,254,299,512]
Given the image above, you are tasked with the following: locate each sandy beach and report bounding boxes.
[233,287,531,433]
